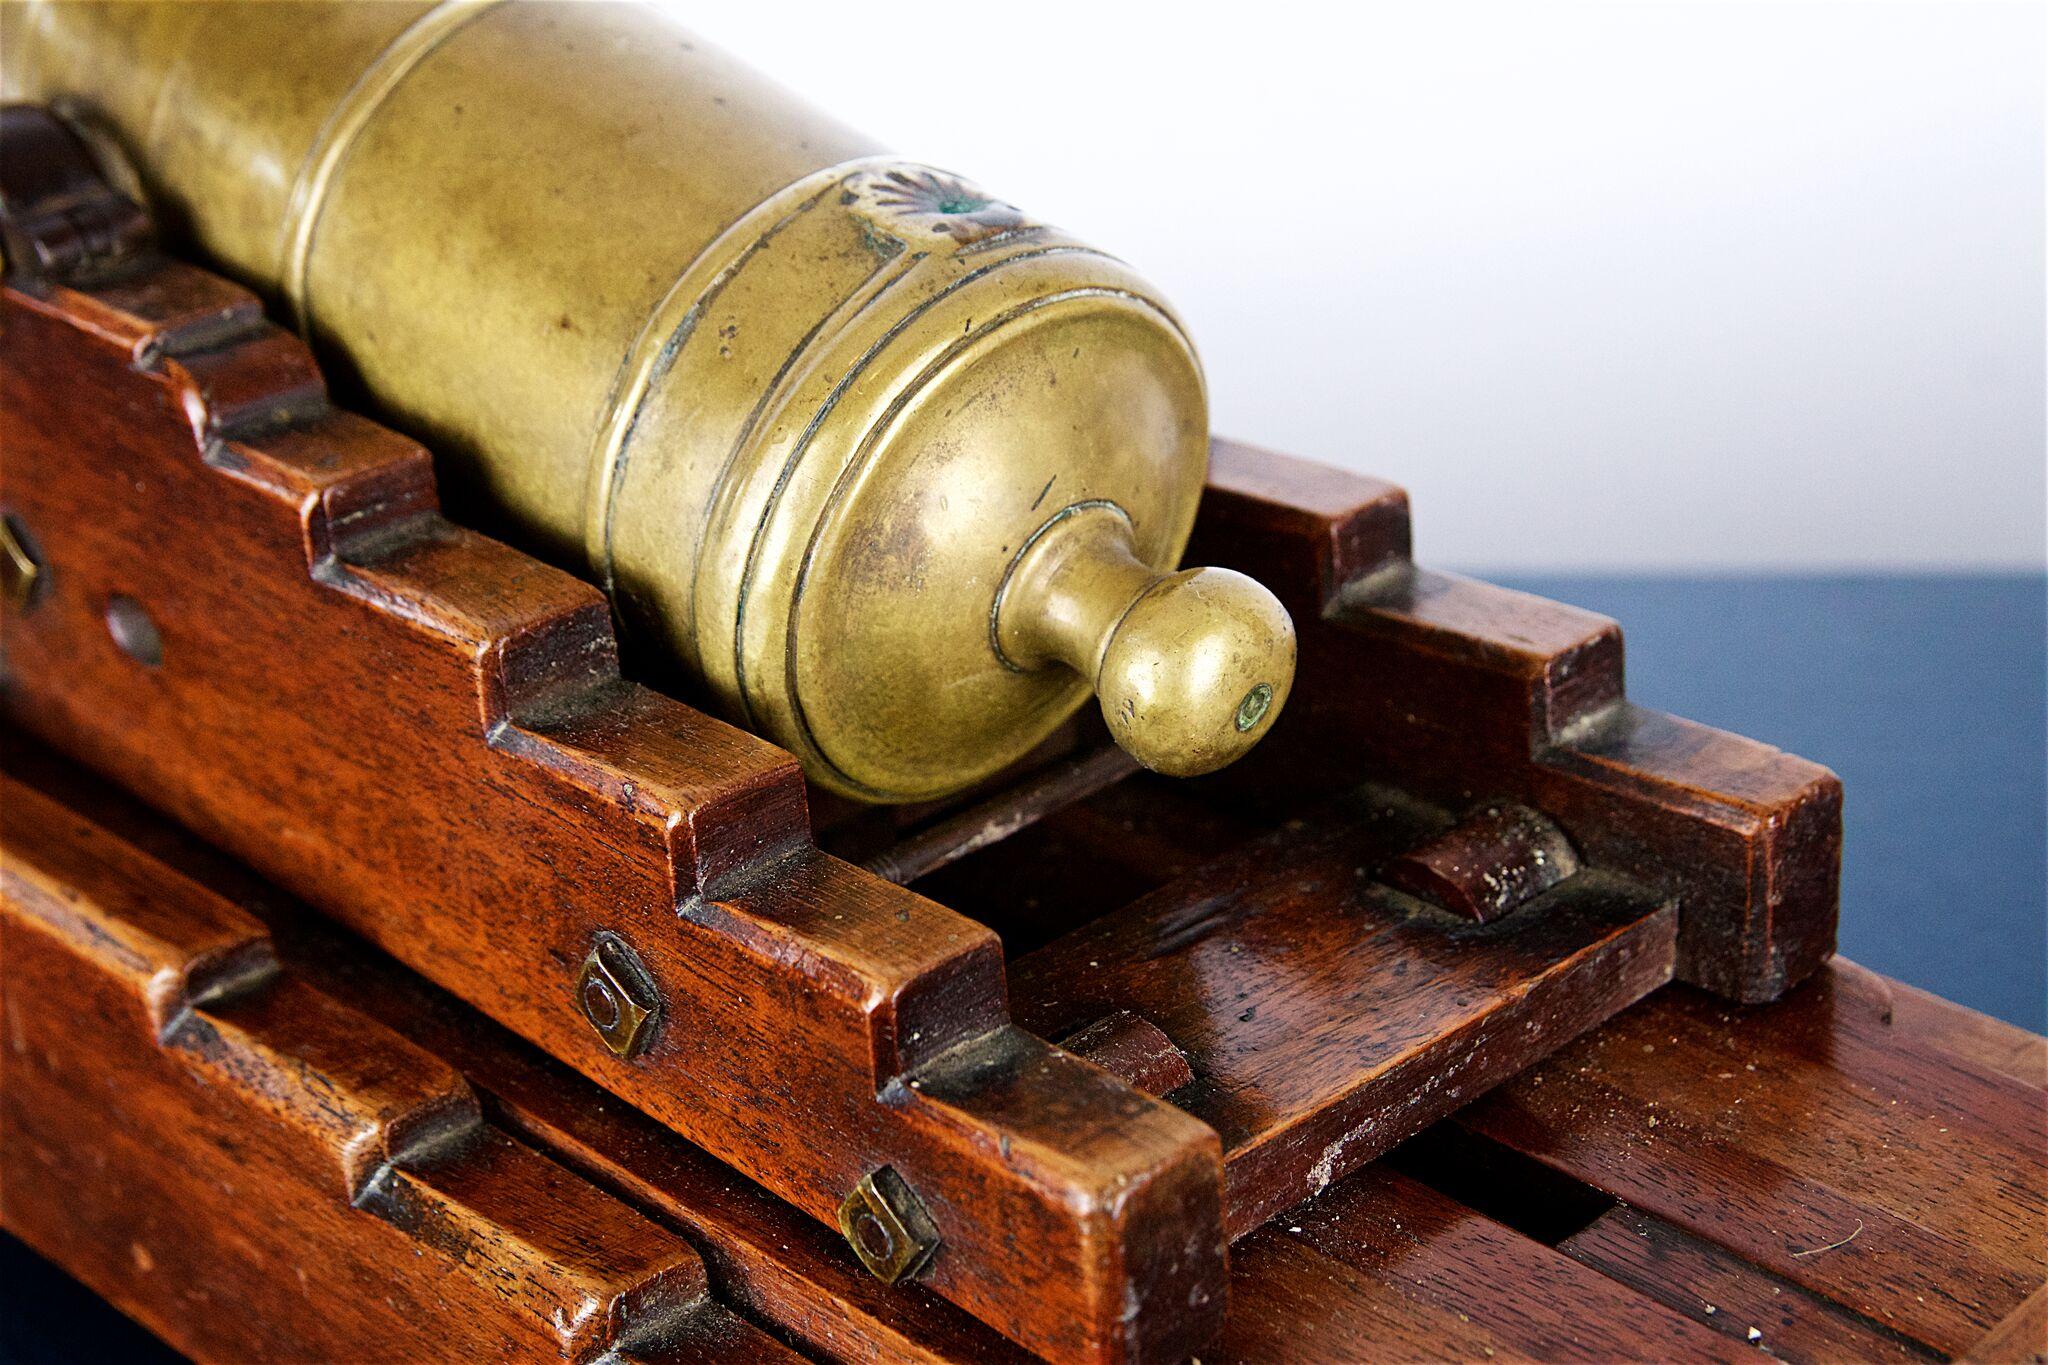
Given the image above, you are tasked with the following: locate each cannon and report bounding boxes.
[14,10,1995,1365]
[1,0,1295,802]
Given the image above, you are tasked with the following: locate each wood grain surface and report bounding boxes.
[1,774,775,1363]
[5,743,2041,1363]
[1457,960,2048,1359]
[1011,790,1678,1235]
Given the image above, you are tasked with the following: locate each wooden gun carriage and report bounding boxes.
[1,94,2042,1365]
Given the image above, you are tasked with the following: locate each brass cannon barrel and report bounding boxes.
[2,0,1295,802]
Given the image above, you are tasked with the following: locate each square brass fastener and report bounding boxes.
[1,513,46,613]
[575,933,660,1059]
[837,1166,940,1284]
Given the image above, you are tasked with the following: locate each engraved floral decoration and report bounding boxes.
[858,166,1033,246]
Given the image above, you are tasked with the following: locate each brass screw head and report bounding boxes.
[575,933,660,1059]
[1,513,46,613]
[837,1167,940,1284]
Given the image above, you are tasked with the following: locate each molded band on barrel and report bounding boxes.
[717,185,1122,746]
[580,156,902,606]
[275,0,501,334]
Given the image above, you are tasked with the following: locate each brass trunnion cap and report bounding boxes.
[2,0,1296,802]
[602,165,1296,802]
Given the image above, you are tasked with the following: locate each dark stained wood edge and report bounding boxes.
[2,772,748,1363]
[1452,963,2048,1357]
[1559,1205,1945,1363]
[1851,956,2048,1091]
[865,744,1140,886]
[1193,437,1843,1002]
[1963,1284,2048,1364]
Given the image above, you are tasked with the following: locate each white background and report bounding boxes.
[666,0,2045,571]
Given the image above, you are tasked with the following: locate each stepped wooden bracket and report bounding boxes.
[0,771,791,1364]
[1189,442,1842,1002]
[0,105,151,286]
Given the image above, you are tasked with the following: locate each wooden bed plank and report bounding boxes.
[1559,1206,1941,1363]
[1012,790,1677,1235]
[1456,963,2048,1356]
[1219,1168,1744,1363]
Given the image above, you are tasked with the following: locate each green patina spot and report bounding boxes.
[1235,683,1274,733]
[935,195,988,215]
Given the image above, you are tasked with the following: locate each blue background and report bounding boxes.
[1496,572,2046,1032]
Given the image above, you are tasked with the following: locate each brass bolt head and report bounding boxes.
[837,1167,940,1284]
[1,513,46,613]
[575,933,660,1059]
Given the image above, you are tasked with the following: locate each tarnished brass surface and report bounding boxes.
[837,1167,941,1285]
[2,0,1295,801]
[575,933,662,1060]
[0,513,44,614]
